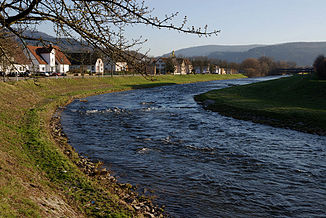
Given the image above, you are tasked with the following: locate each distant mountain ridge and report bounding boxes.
[164,44,263,57]
[21,31,326,66]
[168,42,326,66]
[22,30,91,52]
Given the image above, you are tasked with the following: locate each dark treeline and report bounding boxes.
[189,56,297,77]
[313,55,326,80]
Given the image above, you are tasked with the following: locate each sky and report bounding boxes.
[39,0,326,56]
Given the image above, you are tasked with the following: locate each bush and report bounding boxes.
[313,55,326,80]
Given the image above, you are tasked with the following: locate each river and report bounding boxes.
[61,76,326,217]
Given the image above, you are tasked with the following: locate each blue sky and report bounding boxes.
[40,0,326,56]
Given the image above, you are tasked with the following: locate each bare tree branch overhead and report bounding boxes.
[0,0,220,75]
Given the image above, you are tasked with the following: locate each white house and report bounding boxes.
[0,44,30,75]
[68,53,105,74]
[155,58,167,74]
[175,58,187,75]
[211,66,224,74]
[95,58,104,74]
[0,61,29,75]
[105,60,128,72]
[26,45,70,74]
[153,57,192,75]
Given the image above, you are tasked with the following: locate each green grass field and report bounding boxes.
[0,74,245,217]
[195,75,326,135]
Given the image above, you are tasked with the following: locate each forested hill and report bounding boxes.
[169,42,326,66]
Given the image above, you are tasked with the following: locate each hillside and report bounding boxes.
[22,30,91,52]
[163,44,262,57]
[168,42,326,66]
[208,42,326,66]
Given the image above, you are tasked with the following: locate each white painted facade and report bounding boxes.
[105,61,127,72]
[174,60,186,75]
[0,64,29,74]
[39,49,56,72]
[95,58,104,74]
[56,64,70,74]
[38,64,46,72]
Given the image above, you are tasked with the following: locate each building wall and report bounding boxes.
[95,59,104,73]
[14,64,29,73]
[40,50,56,72]
[39,64,46,72]
[57,64,69,73]
[115,62,127,71]
[180,62,186,75]
[0,64,29,74]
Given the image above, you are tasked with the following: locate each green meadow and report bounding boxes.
[195,75,326,135]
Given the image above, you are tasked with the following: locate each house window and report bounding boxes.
[42,67,45,71]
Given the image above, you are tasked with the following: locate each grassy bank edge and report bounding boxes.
[194,75,326,136]
[0,74,246,217]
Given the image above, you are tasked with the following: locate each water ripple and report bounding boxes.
[61,77,326,217]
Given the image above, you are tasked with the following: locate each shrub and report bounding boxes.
[313,55,326,80]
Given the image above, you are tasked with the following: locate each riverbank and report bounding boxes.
[0,74,245,217]
[195,75,326,136]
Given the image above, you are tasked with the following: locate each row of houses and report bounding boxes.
[150,57,238,75]
[0,44,127,75]
[196,65,238,74]
[153,57,193,75]
[0,44,238,75]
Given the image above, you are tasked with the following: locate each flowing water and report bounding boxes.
[61,77,326,217]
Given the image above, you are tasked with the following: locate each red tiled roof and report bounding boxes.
[26,45,47,64]
[52,45,71,65]
[26,45,71,65]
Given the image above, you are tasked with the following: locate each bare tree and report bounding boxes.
[0,0,219,75]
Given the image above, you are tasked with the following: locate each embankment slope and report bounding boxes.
[195,75,326,135]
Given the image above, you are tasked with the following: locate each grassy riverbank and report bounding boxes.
[0,74,245,217]
[195,75,326,135]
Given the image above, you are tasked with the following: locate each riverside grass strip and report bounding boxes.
[195,75,326,135]
[0,74,246,217]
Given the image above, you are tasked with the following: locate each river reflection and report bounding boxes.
[61,77,326,217]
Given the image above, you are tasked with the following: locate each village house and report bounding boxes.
[155,58,167,74]
[67,52,104,74]
[68,53,128,75]
[226,68,238,74]
[26,45,70,74]
[0,43,30,75]
[195,65,210,74]
[105,59,128,72]
[210,66,226,74]
[0,57,30,75]
[175,58,187,75]
[153,57,193,75]
[184,59,193,74]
